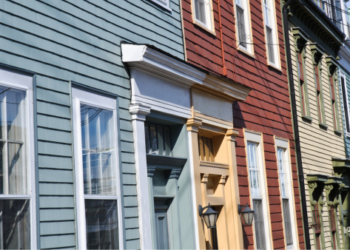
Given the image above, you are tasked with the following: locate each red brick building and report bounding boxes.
[181,0,304,249]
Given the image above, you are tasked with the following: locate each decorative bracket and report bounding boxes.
[326,56,338,77]
[292,27,309,52]
[307,174,329,206]
[310,43,324,66]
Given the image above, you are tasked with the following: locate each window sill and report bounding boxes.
[267,62,282,72]
[334,130,342,136]
[237,46,255,59]
[319,123,328,130]
[193,20,216,36]
[149,0,172,12]
[302,115,312,123]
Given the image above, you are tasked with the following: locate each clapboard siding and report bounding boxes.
[0,0,184,249]
[288,26,346,250]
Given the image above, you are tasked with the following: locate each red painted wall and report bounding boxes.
[181,0,305,249]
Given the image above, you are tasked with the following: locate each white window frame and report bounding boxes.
[262,0,280,68]
[150,0,171,11]
[72,88,123,250]
[234,0,254,54]
[339,72,350,137]
[192,0,215,33]
[0,68,37,249]
[275,138,298,250]
[244,131,272,250]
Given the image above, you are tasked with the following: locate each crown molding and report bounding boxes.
[122,44,251,101]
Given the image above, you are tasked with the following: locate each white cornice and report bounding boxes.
[122,44,251,101]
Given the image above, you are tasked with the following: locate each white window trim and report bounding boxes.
[234,0,254,54]
[262,0,280,68]
[275,138,299,250]
[0,69,37,249]
[149,0,172,11]
[192,0,215,33]
[339,72,350,137]
[244,131,272,250]
[72,88,124,250]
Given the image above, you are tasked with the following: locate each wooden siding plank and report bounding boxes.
[37,127,72,144]
[122,174,137,185]
[37,101,71,119]
[40,234,76,249]
[37,114,71,131]
[40,209,75,221]
[121,141,134,153]
[38,155,73,170]
[37,88,70,106]
[39,169,73,183]
[39,197,75,208]
[125,228,140,240]
[36,75,70,94]
[125,218,139,229]
[120,130,134,142]
[122,163,136,174]
[39,183,74,195]
[40,221,75,236]
[38,141,72,157]
[124,207,139,218]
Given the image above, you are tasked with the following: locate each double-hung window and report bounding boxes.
[72,88,122,250]
[0,69,36,249]
[297,43,310,118]
[193,0,214,31]
[312,50,326,125]
[245,132,271,250]
[327,59,341,132]
[235,0,253,53]
[340,74,350,135]
[263,0,278,66]
[276,139,298,249]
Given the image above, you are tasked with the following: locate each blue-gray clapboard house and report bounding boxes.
[0,0,185,249]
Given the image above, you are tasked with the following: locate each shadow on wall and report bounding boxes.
[233,101,246,129]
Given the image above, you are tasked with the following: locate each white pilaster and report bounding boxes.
[129,103,153,250]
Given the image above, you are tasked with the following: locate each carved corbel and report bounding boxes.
[326,56,338,78]
[292,27,308,52]
[310,43,323,66]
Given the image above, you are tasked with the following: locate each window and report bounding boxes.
[313,206,322,249]
[149,0,170,10]
[72,88,122,250]
[313,54,326,125]
[263,0,278,66]
[329,206,338,249]
[245,132,272,250]
[198,135,214,162]
[235,0,253,53]
[0,69,35,249]
[329,66,340,132]
[145,123,172,156]
[276,142,298,249]
[193,0,214,31]
[340,75,350,134]
[297,43,310,118]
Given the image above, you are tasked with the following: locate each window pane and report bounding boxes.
[85,199,119,250]
[145,123,172,156]
[8,143,26,195]
[247,142,260,197]
[7,89,26,142]
[283,199,293,245]
[237,6,247,48]
[266,27,275,64]
[195,0,206,24]
[277,148,286,197]
[149,124,158,154]
[80,104,116,195]
[0,200,30,249]
[253,200,266,250]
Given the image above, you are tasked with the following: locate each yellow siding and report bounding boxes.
[288,24,346,250]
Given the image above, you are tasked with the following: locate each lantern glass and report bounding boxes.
[201,204,218,229]
[239,204,255,225]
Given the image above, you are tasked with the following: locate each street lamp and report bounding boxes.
[199,204,219,249]
[238,203,255,225]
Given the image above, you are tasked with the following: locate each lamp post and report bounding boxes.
[199,204,219,249]
[238,203,255,225]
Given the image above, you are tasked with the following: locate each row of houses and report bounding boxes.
[1,0,350,249]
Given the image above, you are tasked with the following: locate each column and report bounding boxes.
[225,129,244,250]
[186,117,205,249]
[129,103,153,250]
[169,169,182,249]
[147,167,157,249]
[218,175,229,249]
